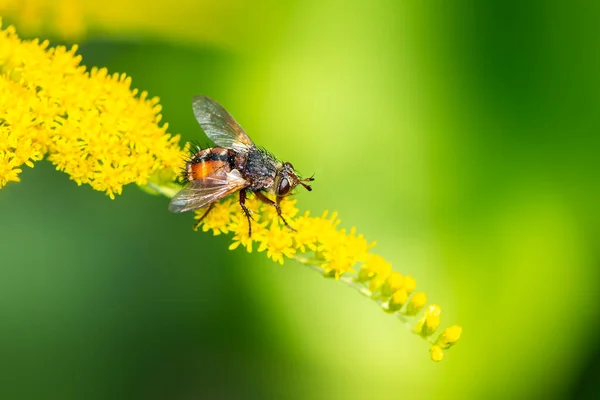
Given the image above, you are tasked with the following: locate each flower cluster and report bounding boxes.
[0,18,185,197]
[194,193,462,361]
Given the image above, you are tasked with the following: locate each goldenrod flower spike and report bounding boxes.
[190,193,462,361]
[0,19,185,196]
[1,21,462,361]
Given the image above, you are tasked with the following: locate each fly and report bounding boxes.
[169,96,314,236]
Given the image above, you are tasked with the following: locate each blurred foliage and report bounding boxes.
[1,0,599,399]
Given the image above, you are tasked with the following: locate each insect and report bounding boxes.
[169,95,314,236]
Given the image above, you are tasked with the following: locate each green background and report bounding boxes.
[1,1,599,399]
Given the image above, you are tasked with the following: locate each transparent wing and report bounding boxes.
[192,95,255,152]
[168,169,248,213]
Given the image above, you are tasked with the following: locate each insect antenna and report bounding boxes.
[300,174,315,191]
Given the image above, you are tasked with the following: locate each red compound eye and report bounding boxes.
[278,178,290,196]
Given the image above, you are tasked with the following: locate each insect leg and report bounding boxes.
[192,203,215,231]
[239,189,253,237]
[254,191,296,232]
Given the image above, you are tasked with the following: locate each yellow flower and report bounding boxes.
[319,226,373,279]
[405,291,427,316]
[357,253,391,282]
[257,221,296,265]
[292,212,319,252]
[415,304,442,338]
[195,197,235,235]
[381,271,405,297]
[227,198,269,253]
[368,274,389,294]
[436,325,463,349]
[0,151,22,185]
[0,19,186,196]
[404,275,417,294]
[387,289,408,312]
[430,345,444,362]
[260,196,299,224]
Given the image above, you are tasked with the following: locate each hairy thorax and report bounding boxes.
[242,148,279,191]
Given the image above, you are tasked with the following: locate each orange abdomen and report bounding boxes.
[189,159,229,180]
[185,147,234,181]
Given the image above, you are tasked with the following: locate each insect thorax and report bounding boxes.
[243,148,279,190]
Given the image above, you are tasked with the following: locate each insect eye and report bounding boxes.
[278,178,290,196]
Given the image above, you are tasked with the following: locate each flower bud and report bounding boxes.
[436,325,462,349]
[430,345,444,362]
[381,271,404,297]
[387,289,408,312]
[415,304,441,338]
[403,275,416,294]
[405,292,427,316]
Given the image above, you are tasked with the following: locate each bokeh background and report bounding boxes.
[1,1,599,399]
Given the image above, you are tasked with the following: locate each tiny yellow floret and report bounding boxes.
[257,221,296,265]
[405,291,428,316]
[195,198,235,235]
[404,276,417,294]
[387,289,408,312]
[368,274,388,294]
[436,325,463,349]
[416,304,442,338]
[430,345,444,362]
[357,253,392,282]
[292,213,319,253]
[381,271,405,297]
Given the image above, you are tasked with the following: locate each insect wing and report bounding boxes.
[192,96,255,152]
[168,169,248,213]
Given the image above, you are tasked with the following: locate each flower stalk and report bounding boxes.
[147,170,463,361]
